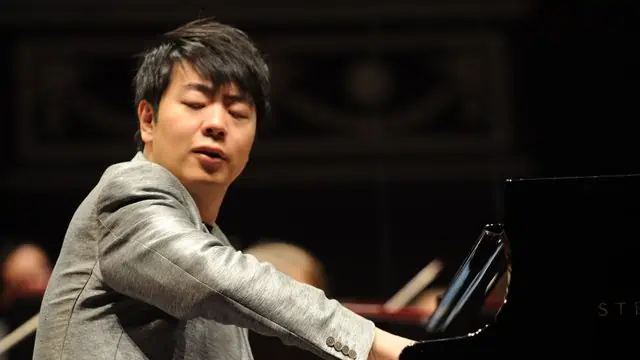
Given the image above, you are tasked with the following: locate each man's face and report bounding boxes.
[139,61,257,191]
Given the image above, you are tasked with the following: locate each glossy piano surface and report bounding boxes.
[401,174,640,358]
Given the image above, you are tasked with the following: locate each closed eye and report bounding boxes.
[183,102,205,110]
[229,111,250,119]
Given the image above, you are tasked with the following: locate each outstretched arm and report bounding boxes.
[96,161,376,360]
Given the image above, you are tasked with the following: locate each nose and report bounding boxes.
[203,105,227,141]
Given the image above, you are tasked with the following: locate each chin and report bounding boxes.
[179,168,227,189]
[197,170,230,185]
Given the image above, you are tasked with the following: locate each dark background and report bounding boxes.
[0,0,637,302]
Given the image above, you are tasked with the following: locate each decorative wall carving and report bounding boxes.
[12,36,145,164]
[2,1,535,189]
[261,32,513,148]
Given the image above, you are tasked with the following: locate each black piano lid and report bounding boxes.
[401,174,640,358]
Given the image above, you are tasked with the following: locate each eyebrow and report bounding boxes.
[184,83,215,95]
[183,83,252,104]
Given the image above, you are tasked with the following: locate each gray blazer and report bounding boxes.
[33,153,374,360]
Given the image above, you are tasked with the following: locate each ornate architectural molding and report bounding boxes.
[2,0,536,190]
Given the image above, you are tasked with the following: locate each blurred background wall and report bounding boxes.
[0,0,637,303]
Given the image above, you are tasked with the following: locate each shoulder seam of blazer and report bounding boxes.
[104,157,201,221]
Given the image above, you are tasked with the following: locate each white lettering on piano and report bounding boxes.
[598,301,640,317]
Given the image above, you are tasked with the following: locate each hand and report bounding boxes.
[367,327,416,360]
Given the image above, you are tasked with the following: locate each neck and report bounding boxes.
[189,185,227,225]
[139,149,226,225]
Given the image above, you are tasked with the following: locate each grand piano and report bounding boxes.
[400,174,640,358]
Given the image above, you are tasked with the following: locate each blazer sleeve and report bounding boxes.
[95,161,375,360]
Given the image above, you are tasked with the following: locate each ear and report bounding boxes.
[137,100,155,144]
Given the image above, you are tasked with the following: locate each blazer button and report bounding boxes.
[341,345,350,356]
[334,341,343,351]
[348,349,357,359]
[326,336,336,347]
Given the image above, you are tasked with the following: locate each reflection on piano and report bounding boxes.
[400,174,640,358]
[423,223,509,338]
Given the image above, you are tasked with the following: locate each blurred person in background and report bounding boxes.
[244,240,328,291]
[0,240,51,359]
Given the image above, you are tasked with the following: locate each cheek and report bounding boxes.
[158,114,200,146]
[237,133,255,160]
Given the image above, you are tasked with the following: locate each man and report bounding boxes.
[0,241,51,359]
[33,18,415,360]
[244,240,328,291]
[1,242,51,311]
